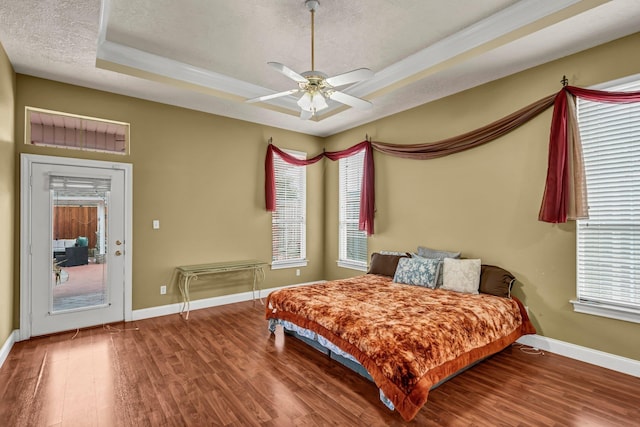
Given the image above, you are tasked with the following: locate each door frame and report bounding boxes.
[19,154,133,340]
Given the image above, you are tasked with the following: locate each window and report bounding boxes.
[271,149,307,269]
[574,76,640,323]
[338,149,368,270]
[26,107,130,154]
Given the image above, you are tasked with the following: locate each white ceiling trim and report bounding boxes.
[95,0,584,122]
[4,0,637,137]
[349,0,584,97]
[96,41,278,102]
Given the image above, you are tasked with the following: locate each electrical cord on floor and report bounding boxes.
[68,324,140,340]
[103,324,140,333]
[512,343,545,355]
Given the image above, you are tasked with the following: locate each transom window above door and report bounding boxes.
[25,107,130,155]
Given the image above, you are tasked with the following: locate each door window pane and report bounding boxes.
[51,176,110,312]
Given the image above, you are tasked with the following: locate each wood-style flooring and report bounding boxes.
[1,301,639,426]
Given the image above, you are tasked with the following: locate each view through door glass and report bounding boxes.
[51,176,109,312]
[30,161,125,337]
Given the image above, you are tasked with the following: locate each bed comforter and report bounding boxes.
[266,274,536,421]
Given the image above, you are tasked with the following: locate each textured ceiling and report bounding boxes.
[1,0,640,137]
[105,0,517,90]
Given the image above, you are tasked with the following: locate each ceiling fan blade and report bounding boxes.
[246,88,300,103]
[325,68,374,87]
[268,62,308,84]
[328,91,373,110]
[300,110,313,120]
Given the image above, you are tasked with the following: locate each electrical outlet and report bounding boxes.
[160,285,167,295]
[296,269,301,276]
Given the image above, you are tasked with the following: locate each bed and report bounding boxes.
[265,257,536,421]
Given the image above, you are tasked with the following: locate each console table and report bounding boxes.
[176,260,267,319]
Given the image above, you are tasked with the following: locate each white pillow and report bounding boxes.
[441,258,481,294]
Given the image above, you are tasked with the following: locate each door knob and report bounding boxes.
[115,250,122,256]
[116,240,122,245]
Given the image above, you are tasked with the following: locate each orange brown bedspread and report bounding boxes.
[266,274,536,421]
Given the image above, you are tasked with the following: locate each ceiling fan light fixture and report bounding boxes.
[246,0,373,119]
[297,91,328,113]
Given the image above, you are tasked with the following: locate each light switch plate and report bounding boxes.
[152,220,160,229]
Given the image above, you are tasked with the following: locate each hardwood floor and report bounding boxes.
[1,301,639,426]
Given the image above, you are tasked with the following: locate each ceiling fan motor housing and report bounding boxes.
[300,71,329,89]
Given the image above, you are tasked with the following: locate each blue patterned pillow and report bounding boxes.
[415,246,461,287]
[393,257,440,288]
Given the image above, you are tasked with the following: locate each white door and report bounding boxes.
[29,162,126,336]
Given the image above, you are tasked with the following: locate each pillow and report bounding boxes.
[417,246,461,260]
[76,236,89,247]
[415,246,461,287]
[393,257,440,288]
[479,264,515,298]
[441,258,481,294]
[367,252,408,277]
[379,250,411,256]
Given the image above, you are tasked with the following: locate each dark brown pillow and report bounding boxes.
[479,264,515,298]
[367,252,408,277]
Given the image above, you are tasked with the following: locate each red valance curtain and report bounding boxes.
[265,141,375,235]
[539,85,640,223]
[265,84,640,232]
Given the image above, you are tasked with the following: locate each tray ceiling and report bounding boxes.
[1,0,640,136]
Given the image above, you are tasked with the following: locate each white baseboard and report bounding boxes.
[132,280,325,321]
[131,283,636,379]
[0,330,18,369]
[517,334,640,378]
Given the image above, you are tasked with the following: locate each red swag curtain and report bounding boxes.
[539,85,640,223]
[265,84,640,231]
[265,141,375,235]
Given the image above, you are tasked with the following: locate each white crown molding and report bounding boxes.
[95,0,584,122]
[96,41,301,107]
[349,0,583,97]
[96,0,299,113]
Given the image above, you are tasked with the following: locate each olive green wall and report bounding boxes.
[7,33,640,362]
[0,43,16,346]
[324,32,640,361]
[14,75,325,314]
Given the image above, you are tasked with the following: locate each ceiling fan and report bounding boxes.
[246,0,374,120]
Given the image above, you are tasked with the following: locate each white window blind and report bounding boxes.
[575,77,640,323]
[271,149,307,269]
[49,175,111,196]
[338,149,368,270]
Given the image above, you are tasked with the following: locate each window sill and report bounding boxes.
[271,260,308,270]
[336,260,368,272]
[570,300,640,324]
